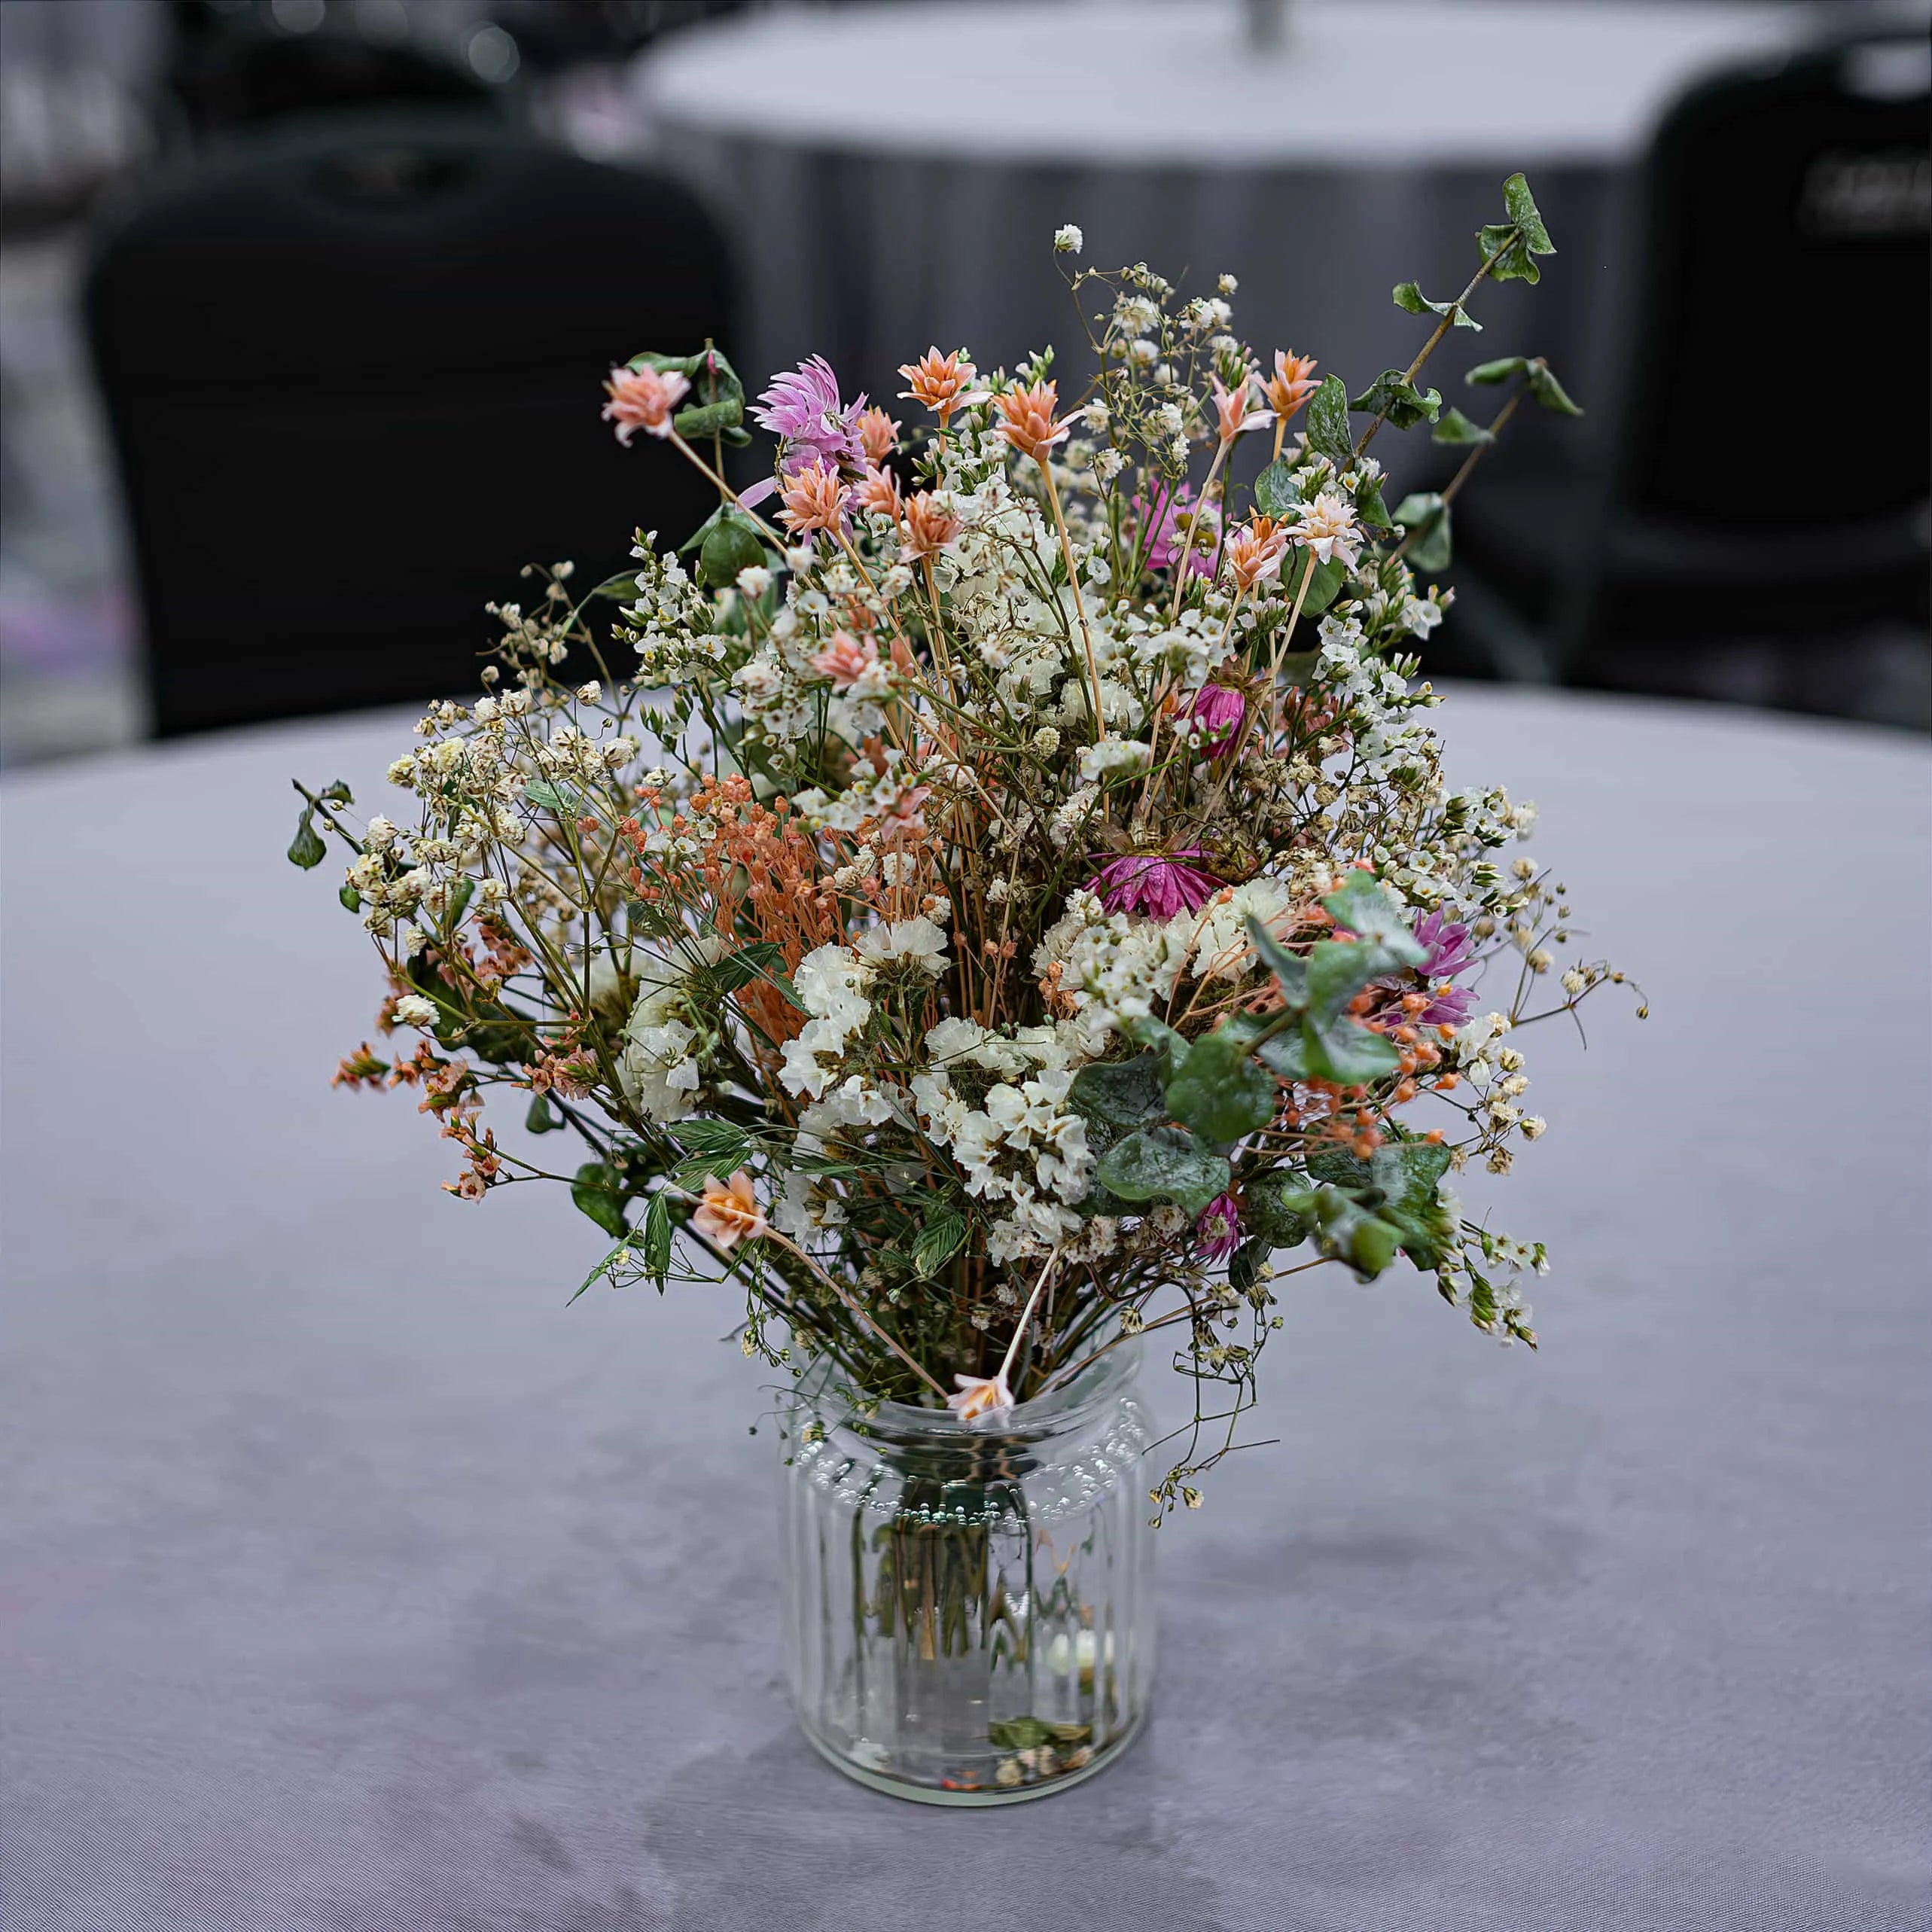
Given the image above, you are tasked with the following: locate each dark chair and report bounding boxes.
[85,111,732,736]
[1452,35,1929,719]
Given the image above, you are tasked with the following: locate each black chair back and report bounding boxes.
[86,113,732,736]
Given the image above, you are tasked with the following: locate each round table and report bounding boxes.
[3,690,1927,1931]
[633,1,1802,484]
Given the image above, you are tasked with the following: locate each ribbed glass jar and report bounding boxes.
[779,1342,1153,1805]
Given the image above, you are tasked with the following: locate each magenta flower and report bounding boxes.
[1414,909,1475,980]
[1190,684,1245,751]
[1135,483,1217,577]
[751,355,868,473]
[1195,1193,1242,1264]
[1088,850,1219,919]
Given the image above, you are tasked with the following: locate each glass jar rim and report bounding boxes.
[799,1335,1142,1448]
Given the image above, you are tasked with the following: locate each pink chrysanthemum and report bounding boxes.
[1088,850,1219,919]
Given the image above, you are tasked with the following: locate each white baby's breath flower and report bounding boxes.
[1053,224,1083,254]
[736,564,772,598]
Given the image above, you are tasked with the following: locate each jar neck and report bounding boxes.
[802,1339,1143,1478]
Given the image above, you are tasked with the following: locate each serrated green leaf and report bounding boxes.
[1164,1026,1278,1147]
[1095,1126,1230,1218]
[1349,369,1443,432]
[1431,407,1495,446]
[1391,282,1482,331]
[642,1191,674,1290]
[911,1211,967,1278]
[1069,1051,1170,1129]
[1306,374,1354,465]
[286,809,327,869]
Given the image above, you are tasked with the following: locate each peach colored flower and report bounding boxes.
[855,465,903,520]
[1211,368,1271,445]
[779,455,850,535]
[946,1371,1014,1421]
[1263,349,1318,424]
[693,1169,766,1249]
[602,363,690,445]
[1225,515,1291,593]
[810,629,879,688]
[995,378,1073,463]
[855,406,901,464]
[897,347,992,426]
[1293,489,1362,568]
[898,489,962,561]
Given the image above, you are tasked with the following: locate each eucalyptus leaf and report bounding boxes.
[1069,1051,1171,1129]
[1293,553,1348,614]
[1163,1027,1277,1147]
[1095,1126,1230,1218]
[697,515,768,589]
[286,809,327,870]
[1502,171,1555,254]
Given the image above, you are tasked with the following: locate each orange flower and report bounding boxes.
[809,629,879,688]
[995,378,1072,463]
[1263,349,1318,425]
[601,363,690,444]
[897,346,992,426]
[693,1169,766,1249]
[899,489,962,560]
[1224,515,1290,593]
[779,456,850,534]
[854,465,903,520]
[855,406,901,463]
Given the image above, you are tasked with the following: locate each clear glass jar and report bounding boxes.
[779,1341,1154,1805]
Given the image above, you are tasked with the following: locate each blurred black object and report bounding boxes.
[85,112,732,736]
[1452,33,1930,724]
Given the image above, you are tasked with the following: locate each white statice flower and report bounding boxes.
[780,943,876,1099]
[1187,876,1299,982]
[1053,224,1083,254]
[619,1013,699,1121]
[858,916,949,977]
[393,994,439,1030]
[1078,735,1153,783]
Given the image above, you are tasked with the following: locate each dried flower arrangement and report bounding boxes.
[292,173,1640,1513]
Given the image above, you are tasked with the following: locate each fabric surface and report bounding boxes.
[2,689,1927,1932]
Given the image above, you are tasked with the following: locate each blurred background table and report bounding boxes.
[638,1,1796,459]
[5,690,1927,1932]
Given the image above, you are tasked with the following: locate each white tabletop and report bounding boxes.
[638,0,1802,167]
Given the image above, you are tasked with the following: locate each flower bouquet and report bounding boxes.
[291,173,1636,1802]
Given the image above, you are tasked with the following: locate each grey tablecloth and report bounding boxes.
[632,2,1806,492]
[2,690,1927,1932]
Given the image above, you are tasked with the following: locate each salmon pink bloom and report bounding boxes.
[1263,349,1318,424]
[995,378,1074,463]
[855,465,903,520]
[1211,368,1272,445]
[1293,489,1362,568]
[810,629,879,688]
[899,489,962,561]
[1225,517,1291,593]
[1190,683,1246,750]
[855,406,900,463]
[602,363,690,444]
[693,1169,766,1249]
[897,347,992,426]
[779,456,850,535]
[946,1371,1014,1421]
[1088,849,1218,919]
